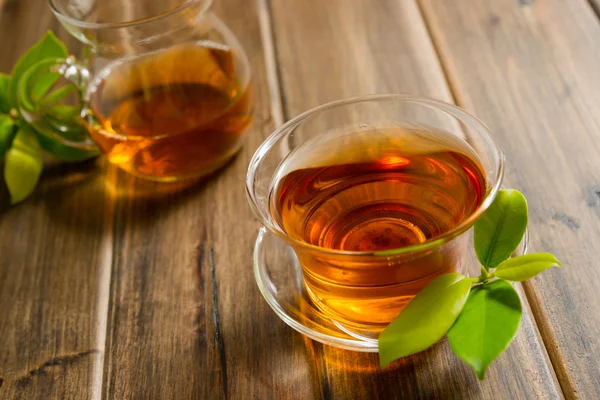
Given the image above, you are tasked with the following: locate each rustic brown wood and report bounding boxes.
[99,0,319,398]
[418,0,600,398]
[2,0,597,398]
[269,0,561,398]
[0,159,108,400]
[0,1,111,399]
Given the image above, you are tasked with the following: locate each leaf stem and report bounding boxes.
[477,266,492,283]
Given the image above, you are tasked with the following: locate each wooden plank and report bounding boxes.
[270,0,562,398]
[418,0,600,397]
[0,1,111,399]
[100,1,319,398]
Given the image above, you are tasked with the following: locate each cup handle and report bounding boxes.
[16,55,100,161]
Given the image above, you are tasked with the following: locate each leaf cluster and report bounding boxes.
[379,189,562,379]
[0,32,98,204]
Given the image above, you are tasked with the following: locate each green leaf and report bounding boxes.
[38,83,76,107]
[447,280,522,380]
[47,104,81,119]
[31,123,99,162]
[15,57,99,162]
[44,105,91,144]
[4,125,44,204]
[378,273,472,367]
[475,189,528,269]
[0,73,10,113]
[493,253,561,281]
[0,114,18,158]
[17,58,63,113]
[27,104,99,162]
[8,31,68,107]
[31,72,61,102]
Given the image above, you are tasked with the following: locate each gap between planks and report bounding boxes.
[257,1,332,399]
[253,0,570,398]
[85,2,287,396]
[90,166,118,400]
[258,0,285,127]
[257,0,565,398]
[415,1,577,399]
[522,281,578,400]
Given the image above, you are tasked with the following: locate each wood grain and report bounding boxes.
[1,0,595,398]
[269,0,561,398]
[0,159,108,400]
[0,1,111,399]
[99,1,319,398]
[419,0,600,397]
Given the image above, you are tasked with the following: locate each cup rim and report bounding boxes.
[49,0,212,30]
[246,94,505,257]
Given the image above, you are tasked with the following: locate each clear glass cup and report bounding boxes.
[246,95,504,339]
[20,0,252,181]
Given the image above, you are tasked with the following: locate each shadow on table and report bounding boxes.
[13,155,239,231]
[221,286,481,399]
[232,287,485,398]
[309,339,482,400]
[0,158,102,217]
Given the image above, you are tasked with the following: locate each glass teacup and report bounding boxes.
[247,95,504,339]
[20,0,252,181]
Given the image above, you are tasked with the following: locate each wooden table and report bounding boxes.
[1,0,600,398]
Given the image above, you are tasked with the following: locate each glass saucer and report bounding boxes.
[253,227,529,352]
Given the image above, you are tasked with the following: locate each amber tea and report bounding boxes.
[85,43,252,180]
[269,127,486,330]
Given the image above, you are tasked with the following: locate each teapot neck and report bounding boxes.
[55,1,215,57]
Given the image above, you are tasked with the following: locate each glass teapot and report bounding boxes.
[21,0,252,181]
